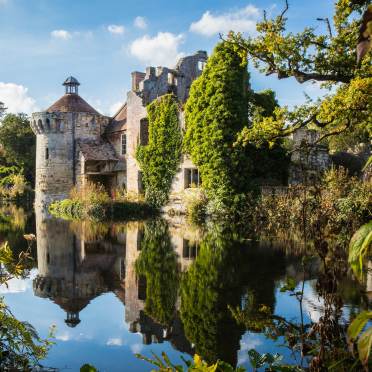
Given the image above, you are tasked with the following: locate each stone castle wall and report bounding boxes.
[126,51,207,195]
[31,111,110,207]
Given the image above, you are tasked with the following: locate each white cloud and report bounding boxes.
[0,277,30,293]
[129,32,185,67]
[134,16,147,30]
[190,5,259,37]
[51,29,72,40]
[130,343,143,354]
[56,332,70,342]
[107,338,123,346]
[108,24,125,35]
[0,82,38,114]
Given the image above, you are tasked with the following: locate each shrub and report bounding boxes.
[257,168,372,241]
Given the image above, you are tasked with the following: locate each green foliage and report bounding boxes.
[257,168,372,241]
[0,114,35,186]
[80,364,98,372]
[184,41,253,203]
[136,94,182,208]
[49,198,156,222]
[229,1,372,152]
[348,221,372,280]
[49,182,157,221]
[248,350,302,372]
[0,165,27,198]
[0,241,54,370]
[347,311,372,367]
[135,219,179,325]
[184,42,289,218]
[136,351,245,372]
[180,226,248,365]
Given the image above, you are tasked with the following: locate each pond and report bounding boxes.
[0,204,369,371]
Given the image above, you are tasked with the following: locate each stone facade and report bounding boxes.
[31,52,207,207]
[289,128,332,184]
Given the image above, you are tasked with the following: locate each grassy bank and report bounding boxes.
[49,183,158,221]
[49,198,157,221]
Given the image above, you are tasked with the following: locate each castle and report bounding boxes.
[30,51,207,208]
[30,50,333,208]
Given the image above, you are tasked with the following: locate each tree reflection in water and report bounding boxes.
[135,219,180,327]
[180,224,289,367]
[1,205,369,370]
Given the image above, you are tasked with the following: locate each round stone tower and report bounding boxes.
[31,77,109,208]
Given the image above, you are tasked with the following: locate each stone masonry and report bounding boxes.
[31,52,208,208]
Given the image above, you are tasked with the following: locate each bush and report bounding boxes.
[49,187,158,222]
[257,167,372,241]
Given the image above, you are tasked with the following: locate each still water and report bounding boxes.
[0,204,367,371]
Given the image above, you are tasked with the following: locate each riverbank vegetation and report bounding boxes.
[49,182,157,221]
[0,113,35,201]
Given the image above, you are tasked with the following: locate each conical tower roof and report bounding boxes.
[46,76,100,114]
[46,94,99,114]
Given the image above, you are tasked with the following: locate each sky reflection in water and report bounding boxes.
[0,205,363,371]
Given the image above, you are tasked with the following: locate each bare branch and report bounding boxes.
[278,0,289,22]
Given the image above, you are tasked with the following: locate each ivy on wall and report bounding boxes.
[183,41,255,212]
[136,94,182,208]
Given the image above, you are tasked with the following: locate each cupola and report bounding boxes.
[63,76,80,95]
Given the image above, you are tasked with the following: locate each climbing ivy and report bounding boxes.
[183,41,256,213]
[136,94,182,208]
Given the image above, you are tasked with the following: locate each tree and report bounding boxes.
[0,114,35,186]
[0,102,6,119]
[229,0,371,152]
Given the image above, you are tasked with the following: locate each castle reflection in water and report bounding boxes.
[32,208,200,354]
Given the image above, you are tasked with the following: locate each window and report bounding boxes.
[138,275,147,301]
[138,171,144,193]
[45,118,51,131]
[139,118,149,146]
[198,60,206,71]
[121,133,127,155]
[137,228,144,251]
[45,147,49,160]
[38,119,44,131]
[183,239,199,259]
[184,168,200,189]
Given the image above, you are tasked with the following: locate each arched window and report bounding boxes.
[45,118,51,131]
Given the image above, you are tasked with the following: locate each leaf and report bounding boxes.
[348,222,372,280]
[362,155,372,171]
[80,364,97,372]
[358,327,372,366]
[347,311,372,342]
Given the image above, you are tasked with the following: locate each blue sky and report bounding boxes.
[0,0,334,115]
